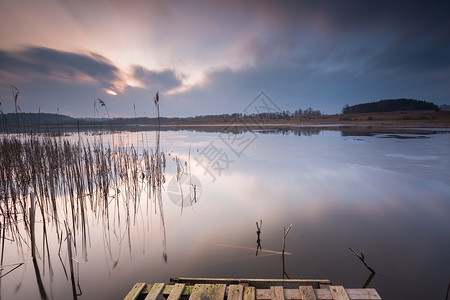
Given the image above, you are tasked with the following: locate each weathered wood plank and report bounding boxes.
[270,286,285,300]
[299,286,316,300]
[257,288,381,300]
[171,278,331,289]
[124,283,147,300]
[142,285,194,296]
[345,289,381,300]
[144,283,165,300]
[284,289,299,299]
[189,284,227,300]
[319,283,332,289]
[168,283,186,300]
[129,282,380,300]
[228,285,244,300]
[243,286,256,300]
[329,286,350,300]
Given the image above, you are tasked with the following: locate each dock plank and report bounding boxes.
[168,283,186,300]
[243,286,256,300]
[270,286,285,300]
[228,285,244,300]
[190,284,227,300]
[299,286,316,300]
[144,283,165,300]
[126,279,381,300]
[329,286,350,300]
[345,289,381,299]
[171,278,331,289]
[124,283,147,300]
[257,288,381,300]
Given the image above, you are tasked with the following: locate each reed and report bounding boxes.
[0,127,168,278]
[0,91,170,299]
[282,224,292,255]
[11,85,19,131]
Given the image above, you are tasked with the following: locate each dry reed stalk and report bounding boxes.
[282,224,292,256]
[0,117,170,279]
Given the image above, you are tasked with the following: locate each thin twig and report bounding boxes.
[0,263,24,279]
[256,220,262,234]
[349,247,376,274]
[282,224,292,255]
[256,220,262,256]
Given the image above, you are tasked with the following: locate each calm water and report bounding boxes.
[1,127,449,300]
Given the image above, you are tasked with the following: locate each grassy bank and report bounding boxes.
[170,110,450,127]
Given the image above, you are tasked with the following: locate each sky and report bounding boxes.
[0,0,449,118]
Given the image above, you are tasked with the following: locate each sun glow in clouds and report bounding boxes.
[104,89,117,96]
[164,72,206,96]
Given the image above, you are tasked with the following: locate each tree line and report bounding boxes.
[342,98,441,114]
[192,107,322,120]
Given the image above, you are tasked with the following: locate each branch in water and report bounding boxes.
[349,247,376,274]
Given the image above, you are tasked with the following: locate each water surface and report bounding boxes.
[0,127,449,300]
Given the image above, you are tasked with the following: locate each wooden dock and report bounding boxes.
[124,278,381,300]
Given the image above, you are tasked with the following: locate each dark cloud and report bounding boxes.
[366,32,450,75]
[0,47,121,89]
[218,1,450,109]
[228,1,450,74]
[260,1,450,36]
[131,66,182,92]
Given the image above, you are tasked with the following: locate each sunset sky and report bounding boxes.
[1,0,449,117]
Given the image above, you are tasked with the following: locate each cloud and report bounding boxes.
[366,34,450,76]
[0,47,124,92]
[1,1,449,117]
[131,66,182,93]
[0,46,185,117]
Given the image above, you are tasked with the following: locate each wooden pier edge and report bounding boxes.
[124,278,381,300]
[170,278,333,289]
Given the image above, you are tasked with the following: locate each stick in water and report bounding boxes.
[282,224,292,256]
[349,247,376,274]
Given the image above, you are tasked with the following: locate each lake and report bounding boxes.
[0,126,449,300]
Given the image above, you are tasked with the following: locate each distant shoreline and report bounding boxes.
[1,111,449,134]
[170,110,450,128]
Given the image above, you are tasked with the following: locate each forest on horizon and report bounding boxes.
[1,98,448,126]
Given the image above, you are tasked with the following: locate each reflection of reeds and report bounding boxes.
[282,224,292,279]
[154,92,168,262]
[0,92,169,298]
[0,127,168,289]
[30,193,49,300]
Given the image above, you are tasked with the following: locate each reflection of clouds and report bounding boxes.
[386,153,439,160]
[135,130,450,297]
[165,129,449,221]
[163,130,448,300]
[142,130,449,299]
[3,129,447,300]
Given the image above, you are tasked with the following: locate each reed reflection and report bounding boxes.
[0,125,167,299]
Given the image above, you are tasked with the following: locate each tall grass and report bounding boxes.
[0,130,167,281]
[0,92,168,298]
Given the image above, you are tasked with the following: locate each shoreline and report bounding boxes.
[167,111,450,134]
[1,111,449,134]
